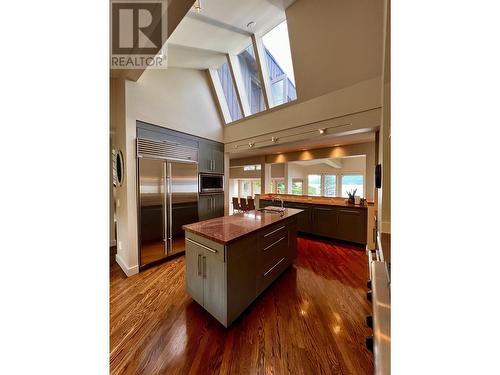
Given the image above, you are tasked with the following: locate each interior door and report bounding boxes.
[139,158,167,266]
[169,161,199,255]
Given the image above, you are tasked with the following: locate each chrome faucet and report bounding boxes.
[273,196,284,209]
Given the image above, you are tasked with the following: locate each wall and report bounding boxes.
[115,67,224,276]
[286,0,384,102]
[377,0,391,233]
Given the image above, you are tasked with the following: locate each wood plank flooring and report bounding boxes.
[110,236,373,375]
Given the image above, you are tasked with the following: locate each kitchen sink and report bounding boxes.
[257,207,286,213]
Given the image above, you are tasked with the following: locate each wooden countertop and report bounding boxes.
[183,208,302,245]
[258,194,373,209]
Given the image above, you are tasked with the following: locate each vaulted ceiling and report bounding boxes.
[166,0,296,69]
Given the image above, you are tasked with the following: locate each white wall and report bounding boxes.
[115,67,223,276]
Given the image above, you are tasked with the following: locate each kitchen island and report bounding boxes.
[182,208,302,327]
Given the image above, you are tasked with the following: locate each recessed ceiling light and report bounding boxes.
[247,21,256,29]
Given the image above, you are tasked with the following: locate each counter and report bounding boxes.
[183,208,303,245]
[258,193,373,209]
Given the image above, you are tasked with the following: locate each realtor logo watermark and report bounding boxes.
[111,1,168,69]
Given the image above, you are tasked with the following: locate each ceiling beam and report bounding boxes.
[325,158,343,168]
[207,68,232,124]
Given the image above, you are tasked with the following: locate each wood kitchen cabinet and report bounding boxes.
[260,199,367,245]
[198,194,224,221]
[336,208,367,244]
[199,141,224,174]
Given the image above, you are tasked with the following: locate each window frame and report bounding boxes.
[340,173,365,198]
[291,178,304,195]
[207,20,297,125]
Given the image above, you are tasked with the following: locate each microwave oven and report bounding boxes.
[199,173,224,194]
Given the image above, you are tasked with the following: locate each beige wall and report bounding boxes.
[377,0,391,233]
[126,68,223,141]
[114,67,224,276]
[286,0,384,102]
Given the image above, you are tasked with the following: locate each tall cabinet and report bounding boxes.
[198,139,225,221]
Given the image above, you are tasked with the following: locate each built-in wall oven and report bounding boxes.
[199,173,224,194]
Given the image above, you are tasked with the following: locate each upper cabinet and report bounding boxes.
[199,141,224,174]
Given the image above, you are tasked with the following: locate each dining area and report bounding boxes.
[231,196,256,214]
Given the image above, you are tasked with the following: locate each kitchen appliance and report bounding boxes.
[137,138,199,268]
[199,173,224,194]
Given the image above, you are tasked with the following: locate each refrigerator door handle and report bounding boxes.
[168,163,173,253]
[163,162,168,254]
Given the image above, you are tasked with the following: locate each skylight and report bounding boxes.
[208,19,298,124]
[262,21,297,107]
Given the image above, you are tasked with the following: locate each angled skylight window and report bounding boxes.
[236,44,266,115]
[262,20,297,107]
[216,62,243,122]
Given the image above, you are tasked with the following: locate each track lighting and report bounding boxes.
[194,0,201,13]
[318,128,326,135]
[248,142,254,148]
[271,137,278,143]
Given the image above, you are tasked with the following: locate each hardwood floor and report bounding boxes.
[110,236,373,375]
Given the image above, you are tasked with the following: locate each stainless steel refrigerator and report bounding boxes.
[138,158,198,268]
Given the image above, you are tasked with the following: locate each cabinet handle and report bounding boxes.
[186,238,218,253]
[263,236,286,251]
[197,254,201,276]
[263,257,285,277]
[264,225,285,237]
[202,256,206,278]
[339,209,360,214]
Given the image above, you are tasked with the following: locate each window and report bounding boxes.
[291,178,303,195]
[236,45,266,115]
[307,175,321,196]
[324,175,336,197]
[262,20,297,107]
[252,181,261,195]
[243,164,261,171]
[341,175,364,198]
[241,181,251,197]
[271,179,285,194]
[216,62,243,122]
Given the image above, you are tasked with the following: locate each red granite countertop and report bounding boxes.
[183,208,303,245]
[258,194,373,209]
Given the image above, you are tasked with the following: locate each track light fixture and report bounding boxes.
[318,128,326,135]
[194,0,201,13]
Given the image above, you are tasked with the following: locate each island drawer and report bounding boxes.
[260,222,288,249]
[261,232,287,273]
[185,232,225,262]
[257,256,289,294]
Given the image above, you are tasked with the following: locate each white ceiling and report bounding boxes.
[166,0,296,69]
[229,132,376,159]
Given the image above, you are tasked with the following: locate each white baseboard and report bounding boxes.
[381,221,391,233]
[115,253,139,277]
